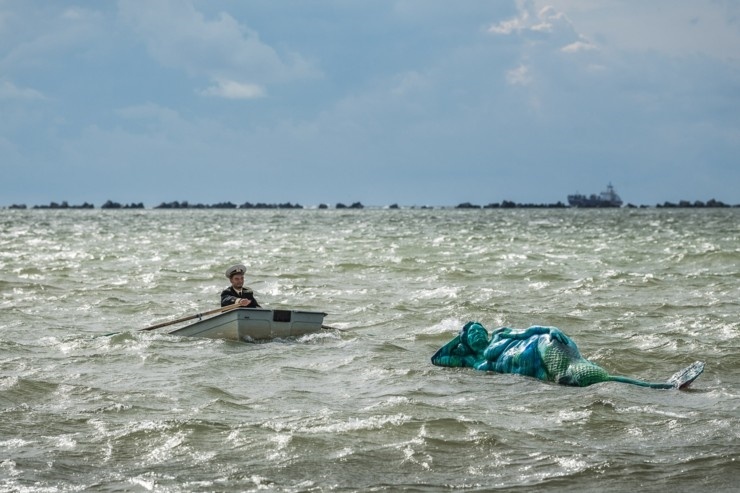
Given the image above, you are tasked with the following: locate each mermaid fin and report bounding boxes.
[666,361,705,389]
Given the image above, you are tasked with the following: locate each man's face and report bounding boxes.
[230,273,244,289]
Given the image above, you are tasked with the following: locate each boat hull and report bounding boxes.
[169,308,327,342]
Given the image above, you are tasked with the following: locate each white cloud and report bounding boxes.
[488,13,530,35]
[0,80,45,100]
[117,0,319,86]
[531,6,570,34]
[530,0,740,61]
[561,40,597,53]
[0,5,106,70]
[506,65,532,86]
[488,2,591,52]
[200,79,265,100]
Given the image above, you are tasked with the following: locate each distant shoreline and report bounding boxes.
[2,199,739,210]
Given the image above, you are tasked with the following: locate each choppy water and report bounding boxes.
[1,208,738,492]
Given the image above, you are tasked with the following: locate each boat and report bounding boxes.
[168,308,328,342]
[568,183,623,207]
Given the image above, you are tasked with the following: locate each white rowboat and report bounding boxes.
[168,308,327,342]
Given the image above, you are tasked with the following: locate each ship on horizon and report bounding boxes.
[568,183,623,208]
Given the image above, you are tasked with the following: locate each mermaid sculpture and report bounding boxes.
[431,322,704,389]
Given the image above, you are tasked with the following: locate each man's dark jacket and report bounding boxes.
[220,287,260,307]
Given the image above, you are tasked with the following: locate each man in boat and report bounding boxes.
[220,263,261,308]
[431,321,704,389]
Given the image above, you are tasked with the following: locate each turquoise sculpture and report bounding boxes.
[431,322,704,389]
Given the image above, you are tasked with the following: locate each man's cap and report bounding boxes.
[225,264,247,278]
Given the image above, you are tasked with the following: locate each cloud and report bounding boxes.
[0,79,45,100]
[530,0,740,61]
[0,4,106,70]
[200,79,265,99]
[117,0,319,91]
[489,1,605,98]
[530,6,571,34]
[561,40,597,53]
[489,2,590,51]
[506,65,532,86]
[488,12,530,35]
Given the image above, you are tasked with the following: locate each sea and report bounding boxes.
[0,207,738,492]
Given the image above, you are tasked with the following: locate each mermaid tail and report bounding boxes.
[604,361,705,389]
[543,343,705,389]
[432,322,705,390]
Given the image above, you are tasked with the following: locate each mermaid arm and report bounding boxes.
[492,326,569,344]
[431,334,484,368]
[432,353,482,368]
[545,327,571,345]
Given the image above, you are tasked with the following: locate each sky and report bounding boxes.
[1,0,739,207]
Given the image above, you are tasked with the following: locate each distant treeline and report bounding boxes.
[456,201,568,209]
[152,200,365,209]
[5,200,363,210]
[4,199,738,210]
[7,200,144,209]
[653,199,734,208]
[151,200,305,209]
